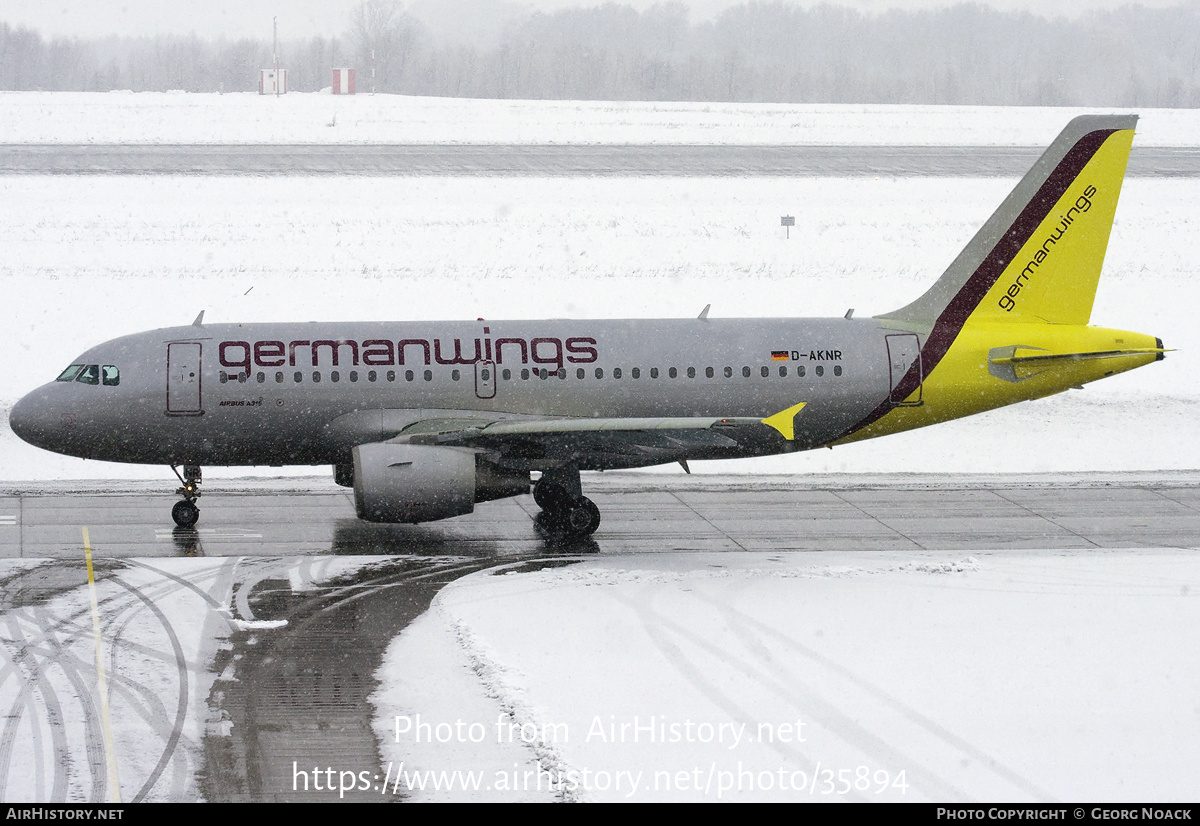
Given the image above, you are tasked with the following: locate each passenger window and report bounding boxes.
[687,367,696,378]
[650,368,659,379]
[332,371,341,383]
[312,371,321,383]
[779,366,787,377]
[760,366,769,378]
[294,371,303,382]
[56,365,84,382]
[76,364,100,385]
[724,366,732,378]
[742,366,751,378]
[576,368,585,379]
[595,368,603,379]
[276,372,284,383]
[368,370,377,382]
[521,369,530,380]
[452,370,461,381]
[558,368,566,379]
[816,365,824,377]
[423,370,433,382]
[350,371,358,382]
[834,365,843,376]
[613,368,622,379]
[669,368,677,379]
[705,367,714,378]
[102,365,120,386]
[256,372,265,384]
[503,369,511,381]
[798,366,806,377]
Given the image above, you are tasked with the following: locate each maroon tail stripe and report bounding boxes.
[839,128,1117,441]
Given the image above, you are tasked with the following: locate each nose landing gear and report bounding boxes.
[170,464,202,527]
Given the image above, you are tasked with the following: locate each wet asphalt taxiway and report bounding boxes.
[2,475,1199,560]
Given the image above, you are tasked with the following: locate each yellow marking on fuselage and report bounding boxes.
[837,322,1158,445]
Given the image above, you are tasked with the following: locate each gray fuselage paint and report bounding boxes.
[16,318,905,468]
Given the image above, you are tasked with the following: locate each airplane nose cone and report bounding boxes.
[9,389,55,449]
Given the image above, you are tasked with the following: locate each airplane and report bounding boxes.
[9,115,1165,538]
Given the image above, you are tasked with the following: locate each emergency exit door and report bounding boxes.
[167,342,204,415]
[475,360,497,399]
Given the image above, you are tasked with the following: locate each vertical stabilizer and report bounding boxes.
[879,115,1137,330]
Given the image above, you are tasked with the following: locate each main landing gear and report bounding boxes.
[533,465,601,537]
[170,464,202,528]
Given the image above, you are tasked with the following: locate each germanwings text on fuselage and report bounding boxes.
[217,331,600,374]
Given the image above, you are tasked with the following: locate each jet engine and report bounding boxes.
[352,443,529,523]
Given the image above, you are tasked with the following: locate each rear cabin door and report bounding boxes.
[167,342,204,415]
[886,334,923,406]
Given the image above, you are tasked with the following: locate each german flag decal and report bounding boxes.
[771,351,790,361]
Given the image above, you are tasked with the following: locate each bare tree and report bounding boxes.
[350,0,421,92]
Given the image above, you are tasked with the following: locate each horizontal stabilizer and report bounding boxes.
[987,344,1166,383]
[988,347,1167,366]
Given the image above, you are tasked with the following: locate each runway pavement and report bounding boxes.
[2,475,1198,559]
[1,144,1197,176]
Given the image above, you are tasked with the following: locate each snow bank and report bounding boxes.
[374,551,1200,801]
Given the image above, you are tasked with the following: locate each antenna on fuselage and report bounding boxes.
[192,311,205,327]
[697,304,711,320]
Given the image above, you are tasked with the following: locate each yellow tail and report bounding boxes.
[837,115,1164,446]
[880,115,1137,330]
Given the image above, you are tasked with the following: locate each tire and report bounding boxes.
[172,500,199,528]
[562,496,601,537]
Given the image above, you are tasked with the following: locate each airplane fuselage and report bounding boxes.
[13,317,898,467]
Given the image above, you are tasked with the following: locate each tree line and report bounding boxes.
[2,1,1199,107]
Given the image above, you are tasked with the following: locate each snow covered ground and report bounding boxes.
[0,555,388,802]
[4,546,1197,802]
[376,550,1200,802]
[3,91,1200,146]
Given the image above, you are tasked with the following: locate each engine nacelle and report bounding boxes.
[352,443,529,523]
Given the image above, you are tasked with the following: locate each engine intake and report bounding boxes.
[352,443,528,523]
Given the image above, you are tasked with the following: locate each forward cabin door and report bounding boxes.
[167,342,204,415]
[885,333,923,406]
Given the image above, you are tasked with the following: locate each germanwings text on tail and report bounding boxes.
[10,116,1164,537]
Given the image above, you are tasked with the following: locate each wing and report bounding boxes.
[408,402,810,470]
[324,405,807,471]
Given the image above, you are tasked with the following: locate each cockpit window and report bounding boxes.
[75,364,100,385]
[56,365,84,382]
[102,365,120,386]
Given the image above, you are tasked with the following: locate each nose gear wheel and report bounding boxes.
[170,464,202,527]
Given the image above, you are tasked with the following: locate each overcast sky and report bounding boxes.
[0,0,1189,40]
